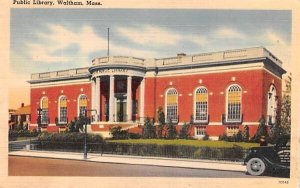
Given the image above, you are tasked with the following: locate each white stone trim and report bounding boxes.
[109,75,115,122]
[127,76,132,122]
[139,77,145,123]
[95,77,101,121]
[30,79,91,88]
[145,63,264,78]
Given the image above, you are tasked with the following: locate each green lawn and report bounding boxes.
[107,139,259,149]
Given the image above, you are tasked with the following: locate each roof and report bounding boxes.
[15,105,30,115]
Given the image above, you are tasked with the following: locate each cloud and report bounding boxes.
[260,30,291,69]
[118,25,207,48]
[214,27,245,39]
[118,25,181,46]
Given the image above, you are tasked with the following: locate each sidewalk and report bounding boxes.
[9,150,246,172]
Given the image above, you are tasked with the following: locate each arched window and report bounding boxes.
[267,85,277,125]
[226,84,242,122]
[40,96,49,124]
[78,94,87,117]
[165,88,178,122]
[59,96,67,123]
[194,87,208,122]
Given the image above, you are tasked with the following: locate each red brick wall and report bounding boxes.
[30,83,92,124]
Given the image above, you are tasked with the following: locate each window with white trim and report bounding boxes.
[195,127,206,136]
[78,94,87,117]
[40,96,49,124]
[226,84,242,122]
[226,126,239,136]
[194,87,208,122]
[59,96,67,123]
[267,85,277,125]
[166,88,178,122]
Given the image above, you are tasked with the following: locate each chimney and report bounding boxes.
[177,53,186,57]
[21,103,24,107]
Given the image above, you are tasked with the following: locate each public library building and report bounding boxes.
[28,47,286,139]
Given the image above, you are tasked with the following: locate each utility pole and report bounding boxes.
[107,27,110,57]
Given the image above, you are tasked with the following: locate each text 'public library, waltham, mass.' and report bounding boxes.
[28,47,286,139]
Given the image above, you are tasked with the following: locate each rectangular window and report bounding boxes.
[226,126,239,136]
[227,103,241,122]
[41,110,48,124]
[79,107,86,117]
[195,101,208,121]
[167,105,178,122]
[195,127,206,136]
[59,107,67,123]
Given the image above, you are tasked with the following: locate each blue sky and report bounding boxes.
[11,9,291,75]
[9,9,291,108]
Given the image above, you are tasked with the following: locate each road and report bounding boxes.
[8,156,267,177]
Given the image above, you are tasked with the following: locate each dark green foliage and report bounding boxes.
[67,117,86,132]
[253,116,268,142]
[110,126,129,139]
[9,129,39,140]
[242,125,250,142]
[103,142,247,161]
[203,132,210,140]
[128,132,142,139]
[166,118,177,139]
[269,123,283,144]
[219,131,243,142]
[179,123,190,139]
[37,132,104,143]
[156,106,165,138]
[143,117,156,138]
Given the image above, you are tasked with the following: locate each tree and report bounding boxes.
[242,125,250,142]
[269,123,282,144]
[143,117,156,138]
[179,122,190,139]
[67,116,86,132]
[166,118,177,139]
[253,116,268,142]
[156,106,166,138]
[281,74,291,134]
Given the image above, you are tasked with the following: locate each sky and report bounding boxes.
[9,9,291,109]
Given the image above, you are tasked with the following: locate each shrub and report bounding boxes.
[143,117,156,138]
[166,119,177,139]
[179,123,190,139]
[9,129,39,139]
[253,116,268,142]
[128,132,141,139]
[242,125,250,142]
[156,106,166,138]
[110,126,129,139]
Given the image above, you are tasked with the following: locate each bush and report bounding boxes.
[110,126,129,139]
[128,132,141,139]
[166,119,177,139]
[9,129,39,139]
[143,117,156,138]
[179,123,190,139]
[37,132,104,143]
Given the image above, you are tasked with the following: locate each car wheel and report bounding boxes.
[246,158,266,176]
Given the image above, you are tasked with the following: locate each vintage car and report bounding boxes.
[244,135,290,177]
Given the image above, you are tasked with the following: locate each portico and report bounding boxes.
[89,56,146,124]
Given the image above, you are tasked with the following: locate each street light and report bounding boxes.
[37,108,45,132]
[83,109,97,160]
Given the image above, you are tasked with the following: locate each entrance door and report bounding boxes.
[115,93,127,122]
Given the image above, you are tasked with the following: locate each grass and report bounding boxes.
[107,139,259,149]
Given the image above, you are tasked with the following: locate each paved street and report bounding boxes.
[9,156,267,177]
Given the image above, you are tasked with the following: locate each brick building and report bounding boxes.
[28,47,286,139]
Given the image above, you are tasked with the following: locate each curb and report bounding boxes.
[9,150,246,172]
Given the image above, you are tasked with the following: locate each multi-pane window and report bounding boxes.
[226,126,239,136]
[195,127,206,136]
[78,94,87,117]
[166,88,178,122]
[40,97,49,124]
[267,85,277,125]
[195,87,208,122]
[227,84,242,122]
[59,96,67,123]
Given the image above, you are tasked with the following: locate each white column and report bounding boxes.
[95,77,101,121]
[109,75,115,122]
[126,76,132,122]
[91,78,96,120]
[139,77,145,123]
